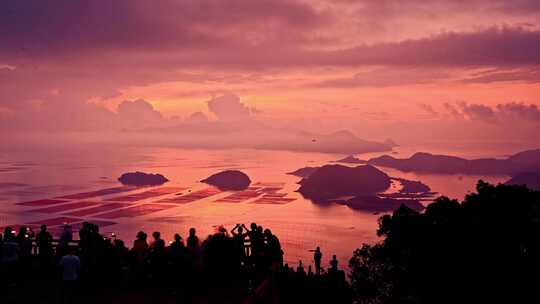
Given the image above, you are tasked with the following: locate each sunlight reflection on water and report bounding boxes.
[0,146,511,267]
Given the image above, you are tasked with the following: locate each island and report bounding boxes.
[342,195,424,212]
[334,155,366,164]
[201,170,251,191]
[292,164,434,212]
[364,149,540,175]
[287,167,320,178]
[118,171,169,186]
[392,178,431,193]
[297,164,392,202]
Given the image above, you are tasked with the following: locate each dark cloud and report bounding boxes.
[419,104,439,116]
[461,67,540,83]
[496,102,540,121]
[459,103,497,122]
[0,0,328,60]
[443,103,462,118]
[314,67,451,88]
[330,27,540,67]
[440,102,540,124]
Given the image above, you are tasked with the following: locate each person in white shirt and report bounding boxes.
[1,230,20,285]
[59,249,80,281]
[1,232,19,265]
[59,247,81,303]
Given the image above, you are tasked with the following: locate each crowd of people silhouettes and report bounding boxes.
[0,221,349,303]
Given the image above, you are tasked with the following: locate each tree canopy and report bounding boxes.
[349,181,540,303]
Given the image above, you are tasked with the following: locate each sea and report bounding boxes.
[0,142,524,269]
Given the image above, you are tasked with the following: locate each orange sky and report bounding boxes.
[1,1,540,147]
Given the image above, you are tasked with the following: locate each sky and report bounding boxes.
[1,0,540,151]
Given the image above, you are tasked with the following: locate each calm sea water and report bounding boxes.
[0,144,513,268]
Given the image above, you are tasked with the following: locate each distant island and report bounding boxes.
[360,148,540,175]
[201,170,251,190]
[393,177,431,193]
[118,171,168,186]
[333,155,366,164]
[286,166,320,178]
[294,164,433,212]
[342,195,424,212]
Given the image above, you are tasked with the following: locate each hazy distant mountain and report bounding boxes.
[256,130,391,154]
[344,195,424,212]
[287,167,320,178]
[334,155,366,164]
[366,149,540,175]
[505,172,540,191]
[384,138,399,147]
[137,122,392,154]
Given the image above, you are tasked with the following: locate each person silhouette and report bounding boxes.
[150,231,165,258]
[330,255,339,272]
[187,227,199,250]
[150,231,165,282]
[36,224,53,270]
[16,226,33,267]
[264,228,283,267]
[169,233,185,252]
[248,223,262,258]
[58,224,73,257]
[231,224,248,263]
[2,228,20,285]
[311,246,322,275]
[297,260,306,278]
[59,246,81,304]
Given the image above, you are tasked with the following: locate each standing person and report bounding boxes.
[36,225,53,271]
[330,255,339,272]
[264,229,283,268]
[248,223,263,260]
[149,231,165,282]
[310,247,322,275]
[59,247,81,304]
[231,224,248,265]
[58,225,73,257]
[131,231,149,282]
[168,233,185,261]
[186,228,199,251]
[1,230,20,284]
[16,226,34,268]
[0,231,3,260]
[296,260,306,277]
[167,233,186,275]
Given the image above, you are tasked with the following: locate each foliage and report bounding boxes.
[349,181,540,303]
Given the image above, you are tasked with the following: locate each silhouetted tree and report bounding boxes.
[349,181,540,304]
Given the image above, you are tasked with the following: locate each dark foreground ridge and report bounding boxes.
[349,181,540,303]
[1,181,538,303]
